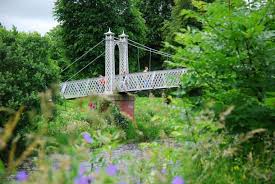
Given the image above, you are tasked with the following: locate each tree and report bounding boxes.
[0,27,61,163]
[54,0,147,79]
[163,0,213,46]
[171,0,275,132]
[46,26,70,81]
[139,0,174,49]
[0,27,60,111]
[134,0,174,70]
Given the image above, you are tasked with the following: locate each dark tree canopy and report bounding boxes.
[54,0,147,79]
[164,0,213,45]
[46,26,70,81]
[139,0,174,49]
[134,0,174,71]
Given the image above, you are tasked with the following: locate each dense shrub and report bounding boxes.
[0,27,60,162]
[0,27,60,111]
[166,2,275,182]
[170,0,275,133]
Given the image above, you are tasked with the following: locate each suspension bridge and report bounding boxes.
[60,29,187,99]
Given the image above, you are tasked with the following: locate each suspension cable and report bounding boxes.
[149,49,152,71]
[61,39,104,73]
[128,41,172,58]
[137,48,140,71]
[128,38,174,57]
[65,52,105,82]
[128,41,188,61]
[116,36,187,62]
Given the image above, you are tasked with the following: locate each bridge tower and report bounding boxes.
[104,29,115,94]
[104,29,129,94]
[118,31,129,75]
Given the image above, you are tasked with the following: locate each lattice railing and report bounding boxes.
[60,77,105,99]
[114,69,187,92]
[60,69,187,99]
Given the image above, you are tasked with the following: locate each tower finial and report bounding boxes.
[105,28,114,35]
[119,30,128,38]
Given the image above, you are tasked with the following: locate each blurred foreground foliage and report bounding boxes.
[0,95,274,183]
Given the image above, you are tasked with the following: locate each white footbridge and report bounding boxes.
[60,30,187,99]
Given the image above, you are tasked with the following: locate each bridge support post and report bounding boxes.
[118,31,129,75]
[108,93,135,121]
[104,29,115,94]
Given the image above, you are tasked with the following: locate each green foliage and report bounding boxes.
[46,26,70,81]
[213,90,275,133]
[138,0,174,48]
[135,0,174,70]
[183,123,274,184]
[43,96,141,152]
[170,0,275,132]
[0,27,60,165]
[0,27,60,115]
[163,0,213,46]
[2,96,274,184]
[54,0,147,79]
[162,1,275,182]
[135,97,185,141]
[110,104,138,141]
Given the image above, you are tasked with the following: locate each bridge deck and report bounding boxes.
[60,68,187,99]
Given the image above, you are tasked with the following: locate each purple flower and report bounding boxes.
[78,162,89,175]
[161,168,167,174]
[16,170,28,182]
[74,175,92,184]
[118,182,127,184]
[82,132,93,143]
[105,164,117,176]
[172,176,184,184]
[94,167,100,174]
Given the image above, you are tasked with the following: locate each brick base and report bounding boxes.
[108,93,135,120]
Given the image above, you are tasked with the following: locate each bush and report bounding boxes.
[169,0,275,136]
[0,27,60,111]
[213,90,275,134]
[0,27,60,163]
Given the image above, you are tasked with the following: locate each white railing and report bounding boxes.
[114,69,187,92]
[60,77,105,99]
[60,68,187,99]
